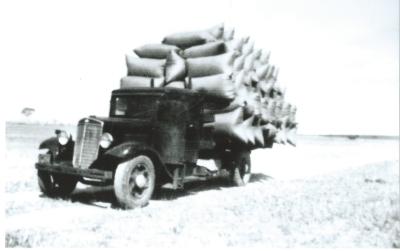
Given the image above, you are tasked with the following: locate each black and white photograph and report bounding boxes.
[2,0,399,248]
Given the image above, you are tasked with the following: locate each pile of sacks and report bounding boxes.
[121,24,297,147]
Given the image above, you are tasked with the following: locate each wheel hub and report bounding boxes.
[135,174,147,188]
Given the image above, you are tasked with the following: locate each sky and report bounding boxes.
[1,0,399,135]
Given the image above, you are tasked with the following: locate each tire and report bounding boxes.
[37,171,78,197]
[114,155,156,209]
[227,150,252,186]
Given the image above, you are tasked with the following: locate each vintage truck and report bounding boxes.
[35,87,275,208]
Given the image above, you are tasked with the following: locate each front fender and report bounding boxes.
[105,142,159,160]
[93,142,172,181]
[38,137,74,161]
[39,137,59,156]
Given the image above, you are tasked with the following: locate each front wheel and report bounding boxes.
[114,155,156,209]
[37,171,78,197]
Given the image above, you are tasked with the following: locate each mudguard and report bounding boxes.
[39,136,74,161]
[104,142,160,160]
[39,137,60,156]
[93,142,172,181]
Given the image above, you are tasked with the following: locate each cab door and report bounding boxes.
[155,98,187,165]
[184,98,202,164]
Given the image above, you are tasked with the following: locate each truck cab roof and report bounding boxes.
[111,87,232,105]
[112,87,199,97]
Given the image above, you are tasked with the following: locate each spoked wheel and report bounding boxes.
[114,155,156,209]
[37,171,78,197]
[229,150,252,186]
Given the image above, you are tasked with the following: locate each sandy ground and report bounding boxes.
[4,123,400,248]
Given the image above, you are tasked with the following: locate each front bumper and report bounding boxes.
[35,162,113,182]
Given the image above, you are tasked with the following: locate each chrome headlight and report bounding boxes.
[100,133,113,149]
[57,130,70,145]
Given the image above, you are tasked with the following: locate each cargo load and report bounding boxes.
[120,24,297,147]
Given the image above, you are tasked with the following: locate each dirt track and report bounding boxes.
[5,123,400,248]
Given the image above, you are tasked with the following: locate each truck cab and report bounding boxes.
[36,88,252,208]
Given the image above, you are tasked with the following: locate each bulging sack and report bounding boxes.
[212,106,244,125]
[126,55,165,78]
[243,53,256,71]
[182,41,227,58]
[232,116,256,145]
[225,37,248,52]
[223,27,235,41]
[205,100,242,115]
[243,70,253,86]
[165,50,186,83]
[186,51,239,77]
[203,107,245,142]
[205,110,265,146]
[120,76,165,89]
[162,24,224,49]
[273,100,284,118]
[228,84,251,109]
[245,92,262,117]
[205,123,238,141]
[260,104,271,123]
[252,126,265,146]
[262,124,278,142]
[234,85,261,116]
[253,48,262,61]
[251,70,259,83]
[274,129,288,144]
[288,106,297,125]
[242,40,255,56]
[265,100,277,119]
[254,64,270,81]
[253,59,262,69]
[265,65,279,82]
[233,54,246,71]
[254,54,269,69]
[259,51,270,64]
[244,117,257,145]
[285,127,297,146]
[134,44,181,59]
[233,70,246,89]
[208,23,225,38]
[272,67,279,81]
[281,103,292,117]
[165,81,186,89]
[258,80,274,93]
[187,73,236,99]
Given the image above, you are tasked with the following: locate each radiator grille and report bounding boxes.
[73,118,103,169]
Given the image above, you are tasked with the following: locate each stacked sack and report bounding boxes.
[121,24,297,147]
[121,43,186,89]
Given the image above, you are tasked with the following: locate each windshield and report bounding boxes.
[111,95,159,118]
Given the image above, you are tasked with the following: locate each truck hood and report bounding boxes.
[91,116,152,127]
[90,116,154,144]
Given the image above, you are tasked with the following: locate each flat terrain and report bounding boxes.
[4,122,400,248]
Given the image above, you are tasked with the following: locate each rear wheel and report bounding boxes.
[37,171,78,197]
[224,150,251,186]
[114,155,156,209]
